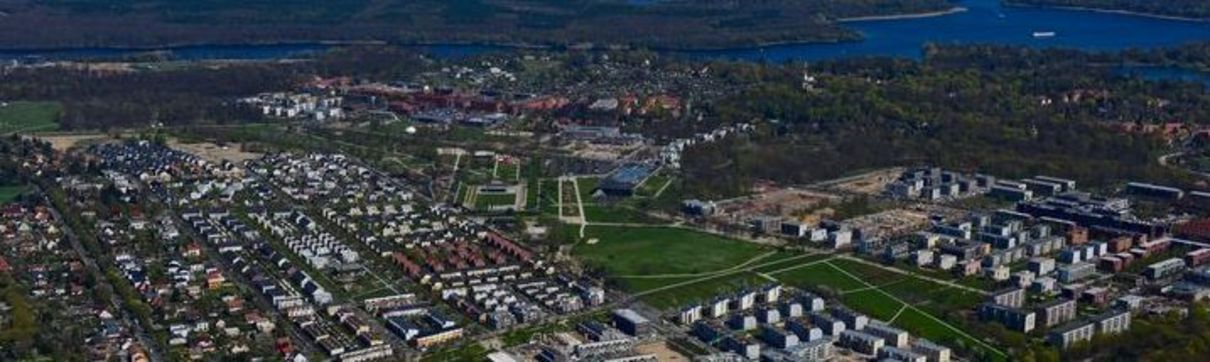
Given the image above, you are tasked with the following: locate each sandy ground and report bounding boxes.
[36,134,110,151]
[831,167,906,195]
[716,187,843,220]
[635,341,688,361]
[167,139,261,163]
[846,207,932,239]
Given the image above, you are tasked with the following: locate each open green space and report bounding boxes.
[475,192,519,209]
[421,343,489,362]
[577,177,600,200]
[496,162,520,181]
[537,180,560,215]
[888,260,998,291]
[574,225,767,277]
[769,260,1005,361]
[771,263,866,293]
[581,203,661,224]
[635,272,770,310]
[841,289,903,320]
[634,173,671,197]
[618,251,828,309]
[0,101,61,134]
[0,185,28,202]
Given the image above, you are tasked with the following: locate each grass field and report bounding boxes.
[581,203,661,224]
[637,272,770,309]
[496,162,520,181]
[475,192,519,209]
[575,226,767,277]
[0,185,27,202]
[577,177,600,200]
[772,262,866,293]
[631,252,829,309]
[635,173,672,197]
[0,101,61,134]
[764,259,1005,361]
[538,180,560,215]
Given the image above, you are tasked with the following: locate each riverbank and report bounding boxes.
[1004,2,1209,23]
[838,6,968,22]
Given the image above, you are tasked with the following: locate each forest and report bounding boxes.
[679,45,1210,198]
[0,47,430,130]
[0,0,954,49]
[2,44,1209,197]
[1009,0,1210,19]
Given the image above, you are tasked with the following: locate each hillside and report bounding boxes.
[1008,0,1210,20]
[0,0,956,49]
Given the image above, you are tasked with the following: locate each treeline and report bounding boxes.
[680,45,1206,198]
[1009,0,1210,19]
[0,0,955,50]
[0,65,291,130]
[0,47,432,130]
[1055,303,1210,361]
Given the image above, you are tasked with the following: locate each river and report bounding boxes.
[2,0,1210,62]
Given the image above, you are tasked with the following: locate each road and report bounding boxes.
[40,187,164,362]
[162,208,324,357]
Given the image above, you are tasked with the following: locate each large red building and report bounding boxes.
[1176,218,1210,242]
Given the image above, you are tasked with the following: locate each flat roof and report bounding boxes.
[613,309,650,324]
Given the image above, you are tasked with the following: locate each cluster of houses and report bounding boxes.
[1016,191,1163,237]
[0,201,150,361]
[241,92,346,122]
[414,234,604,330]
[374,293,465,350]
[528,314,658,362]
[886,168,998,201]
[685,285,952,362]
[184,209,392,361]
[91,144,404,361]
[245,152,608,342]
[249,210,360,272]
[976,286,1133,349]
[107,211,271,358]
[659,122,754,169]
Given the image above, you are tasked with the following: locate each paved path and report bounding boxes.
[631,254,833,299]
[573,177,588,238]
[615,250,783,279]
[837,255,990,296]
[823,261,1007,359]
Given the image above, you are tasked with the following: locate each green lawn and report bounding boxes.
[581,203,661,224]
[635,173,671,197]
[0,185,27,202]
[770,260,1006,362]
[771,263,866,293]
[538,179,560,215]
[620,252,828,310]
[421,343,489,362]
[475,192,518,209]
[496,162,520,181]
[636,272,770,310]
[574,226,767,277]
[577,177,600,200]
[841,289,903,320]
[0,101,61,134]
